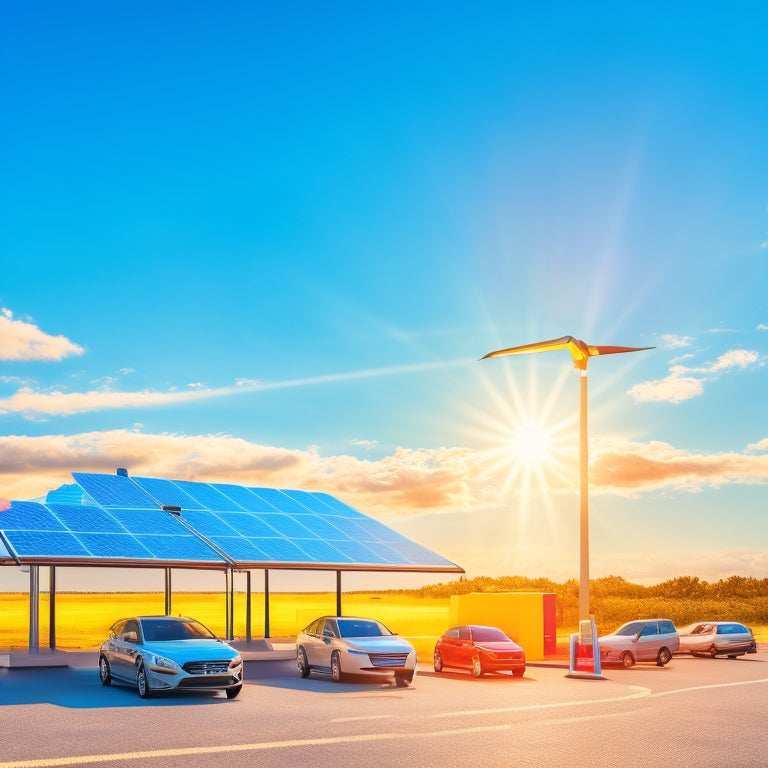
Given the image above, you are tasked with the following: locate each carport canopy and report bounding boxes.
[0,469,464,651]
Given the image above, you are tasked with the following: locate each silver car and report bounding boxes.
[598,618,680,668]
[678,621,758,658]
[99,616,244,698]
[296,616,417,686]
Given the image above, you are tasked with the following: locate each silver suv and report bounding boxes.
[598,618,679,668]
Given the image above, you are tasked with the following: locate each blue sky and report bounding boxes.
[1,1,767,591]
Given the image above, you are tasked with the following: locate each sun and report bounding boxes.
[511,420,553,466]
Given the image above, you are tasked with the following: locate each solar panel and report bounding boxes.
[47,504,126,533]
[4,529,92,558]
[0,502,67,531]
[171,480,247,511]
[0,472,462,572]
[212,483,273,513]
[108,508,187,536]
[216,512,281,538]
[72,472,156,508]
[249,488,309,514]
[132,477,205,510]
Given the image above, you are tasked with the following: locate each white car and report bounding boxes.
[99,616,243,698]
[678,621,758,658]
[296,616,417,686]
[598,618,679,668]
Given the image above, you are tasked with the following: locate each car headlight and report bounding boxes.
[145,654,181,673]
[346,649,369,656]
[228,655,243,670]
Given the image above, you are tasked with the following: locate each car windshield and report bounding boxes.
[472,627,510,642]
[141,618,216,642]
[337,619,392,638]
[614,621,646,636]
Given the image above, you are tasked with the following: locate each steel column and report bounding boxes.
[49,565,56,650]
[29,566,40,653]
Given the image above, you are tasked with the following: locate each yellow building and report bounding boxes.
[449,592,557,660]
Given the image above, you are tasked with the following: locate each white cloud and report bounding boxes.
[660,334,693,349]
[627,370,704,403]
[0,309,84,361]
[708,349,760,372]
[757,324,768,331]
[628,348,760,404]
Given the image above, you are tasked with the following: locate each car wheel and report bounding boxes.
[330,651,343,683]
[395,673,412,687]
[225,685,242,699]
[471,656,484,678]
[98,655,112,686]
[433,649,443,673]
[620,652,634,669]
[656,647,672,667]
[137,662,153,698]
[297,647,310,678]
[727,654,738,659]
[709,645,718,658]
[512,668,525,678]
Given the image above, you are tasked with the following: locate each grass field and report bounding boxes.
[2,592,765,661]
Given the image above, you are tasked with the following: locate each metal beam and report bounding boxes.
[264,569,270,639]
[245,571,252,643]
[336,570,342,616]
[164,568,172,615]
[49,565,56,650]
[29,566,39,653]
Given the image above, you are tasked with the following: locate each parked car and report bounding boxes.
[677,621,758,658]
[433,625,526,678]
[598,618,679,668]
[98,616,243,698]
[296,616,417,686]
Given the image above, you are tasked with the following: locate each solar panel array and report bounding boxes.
[0,472,461,572]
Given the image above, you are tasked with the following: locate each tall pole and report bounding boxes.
[482,335,653,624]
[579,370,589,622]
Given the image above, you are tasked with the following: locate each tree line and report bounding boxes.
[400,574,768,627]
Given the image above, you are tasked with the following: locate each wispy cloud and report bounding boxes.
[0,309,84,361]
[628,348,761,404]
[0,359,473,418]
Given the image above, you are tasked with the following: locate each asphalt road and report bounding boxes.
[1,651,766,768]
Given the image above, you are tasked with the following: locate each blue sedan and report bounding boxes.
[98,616,243,698]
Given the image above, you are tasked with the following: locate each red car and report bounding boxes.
[433,624,526,678]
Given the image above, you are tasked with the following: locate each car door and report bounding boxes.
[102,620,125,677]
[456,626,474,668]
[302,619,325,667]
[635,622,661,661]
[111,618,142,680]
[439,628,461,668]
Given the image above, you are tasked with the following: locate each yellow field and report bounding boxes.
[0,591,453,659]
